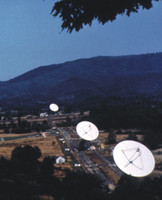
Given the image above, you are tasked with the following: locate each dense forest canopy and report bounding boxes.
[83,104,162,149]
[51,0,161,32]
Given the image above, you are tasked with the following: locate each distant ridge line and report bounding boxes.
[0,52,162,110]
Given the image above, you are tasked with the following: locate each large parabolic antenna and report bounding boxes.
[113,140,155,177]
[76,121,99,141]
[49,103,59,112]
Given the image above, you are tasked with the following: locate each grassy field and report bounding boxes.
[0,134,64,160]
[98,132,144,143]
[0,132,36,138]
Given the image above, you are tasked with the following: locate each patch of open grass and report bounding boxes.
[0,135,64,160]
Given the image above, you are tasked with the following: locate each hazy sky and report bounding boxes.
[0,0,162,81]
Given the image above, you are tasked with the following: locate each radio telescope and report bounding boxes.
[76,121,99,141]
[49,103,59,112]
[113,140,155,177]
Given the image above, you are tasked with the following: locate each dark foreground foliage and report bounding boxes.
[0,145,106,200]
[110,174,162,200]
[0,145,161,200]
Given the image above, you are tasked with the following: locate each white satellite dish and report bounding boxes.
[113,140,155,177]
[76,121,99,141]
[49,103,59,112]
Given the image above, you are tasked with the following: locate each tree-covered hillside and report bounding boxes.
[0,53,162,110]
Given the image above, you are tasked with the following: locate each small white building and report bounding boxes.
[56,156,65,164]
[88,146,96,151]
[41,132,47,137]
[40,112,48,117]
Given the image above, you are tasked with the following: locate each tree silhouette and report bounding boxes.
[51,0,160,32]
[11,145,41,163]
[61,171,107,200]
[78,139,91,151]
[126,133,138,141]
[107,128,116,144]
[110,175,162,200]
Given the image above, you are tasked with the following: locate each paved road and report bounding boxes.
[57,127,121,190]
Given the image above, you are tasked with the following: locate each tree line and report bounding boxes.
[0,118,49,134]
[82,104,162,149]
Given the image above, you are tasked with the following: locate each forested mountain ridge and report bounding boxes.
[0,53,162,110]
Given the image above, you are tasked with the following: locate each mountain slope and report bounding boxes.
[0,53,162,109]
